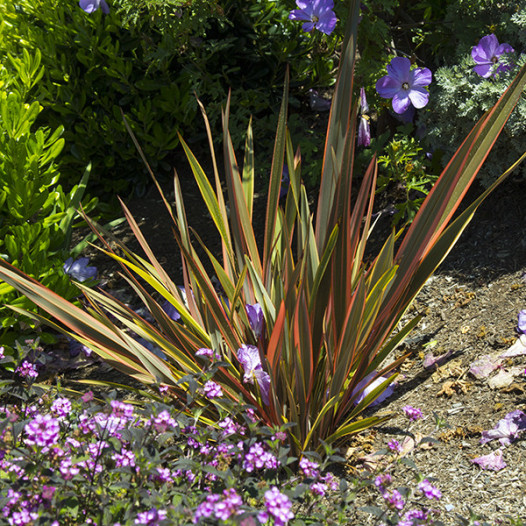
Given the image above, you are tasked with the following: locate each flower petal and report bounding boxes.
[473,63,494,78]
[358,116,371,147]
[407,86,429,109]
[386,57,411,84]
[496,43,514,56]
[392,92,411,114]
[237,344,262,380]
[471,449,506,471]
[376,76,402,99]
[411,67,432,87]
[352,372,395,406]
[472,34,499,63]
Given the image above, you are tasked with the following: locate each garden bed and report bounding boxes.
[54,168,526,524]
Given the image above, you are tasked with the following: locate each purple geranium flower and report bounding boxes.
[24,413,60,448]
[376,57,432,114]
[471,449,506,471]
[480,410,526,446]
[417,479,442,500]
[289,0,337,35]
[358,87,371,147]
[237,344,270,405]
[471,34,514,78]
[263,486,294,525]
[351,371,395,406]
[403,405,423,421]
[162,299,181,322]
[203,380,223,399]
[63,257,97,282]
[517,310,526,334]
[79,0,110,14]
[246,303,264,338]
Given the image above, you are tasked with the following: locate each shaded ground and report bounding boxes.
[63,161,526,524]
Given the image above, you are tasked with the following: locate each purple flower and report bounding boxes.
[403,405,423,421]
[79,0,110,14]
[376,57,432,114]
[417,479,442,500]
[263,486,294,525]
[0,346,4,359]
[471,34,514,78]
[196,347,220,361]
[299,457,320,478]
[194,494,221,523]
[16,360,38,379]
[162,300,181,322]
[310,482,328,496]
[24,413,60,448]
[352,371,395,406]
[51,398,72,418]
[110,400,134,419]
[237,344,271,405]
[149,410,178,433]
[359,87,369,113]
[280,166,290,199]
[358,116,371,147]
[214,489,243,521]
[480,410,526,446]
[289,0,337,35]
[69,338,93,357]
[63,257,98,282]
[243,443,279,472]
[135,508,167,525]
[358,88,371,147]
[113,448,136,468]
[471,449,507,471]
[387,439,401,452]
[81,390,94,403]
[401,509,428,525]
[374,473,392,490]
[383,489,405,510]
[517,310,526,334]
[246,303,264,338]
[309,89,332,111]
[203,380,223,399]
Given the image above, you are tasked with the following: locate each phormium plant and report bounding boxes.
[0,0,525,455]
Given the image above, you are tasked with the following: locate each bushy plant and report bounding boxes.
[0,0,345,196]
[0,0,210,195]
[0,380,455,525]
[0,1,525,458]
[0,48,97,346]
[420,51,526,188]
[376,125,437,225]
[416,0,526,188]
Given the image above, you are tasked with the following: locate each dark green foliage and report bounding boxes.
[0,0,344,196]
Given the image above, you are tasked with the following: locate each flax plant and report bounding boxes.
[1,0,526,454]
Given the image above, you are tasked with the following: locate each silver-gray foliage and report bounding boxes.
[419,1,526,188]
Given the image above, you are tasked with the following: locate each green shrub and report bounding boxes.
[0,48,97,346]
[0,0,345,196]
[417,0,526,187]
[0,0,207,195]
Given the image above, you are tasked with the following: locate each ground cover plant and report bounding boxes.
[1,0,526,524]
